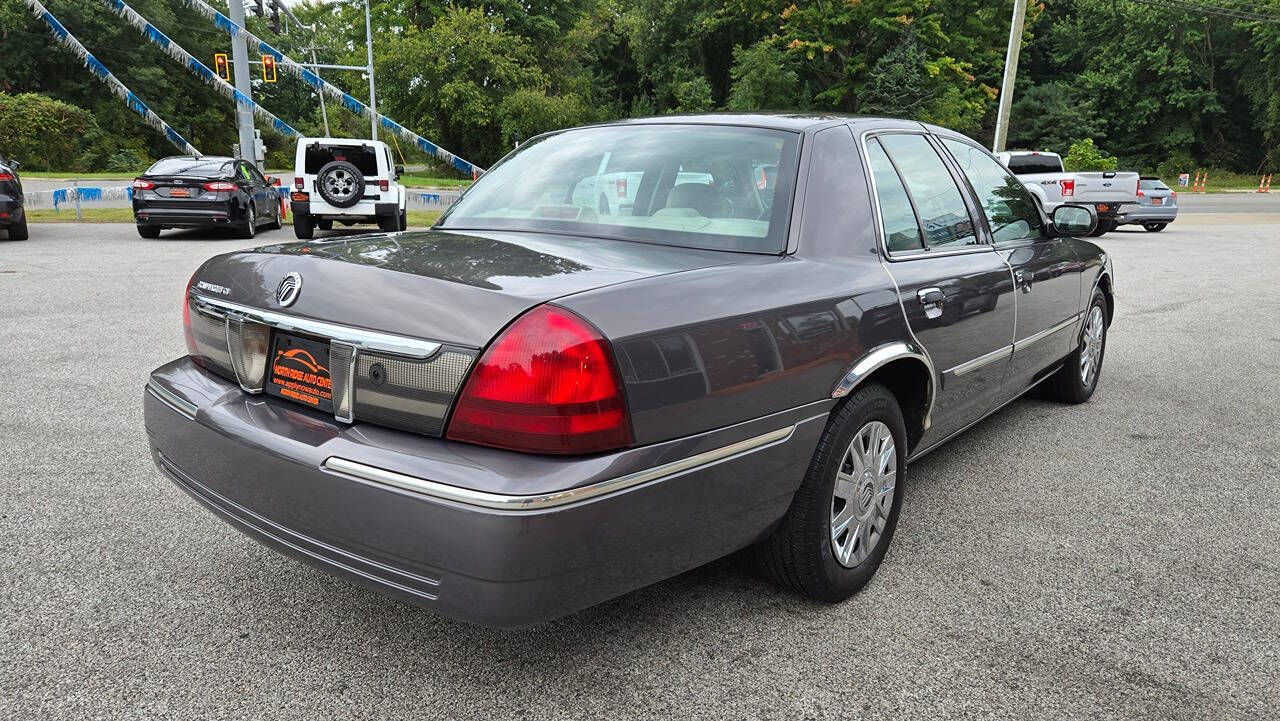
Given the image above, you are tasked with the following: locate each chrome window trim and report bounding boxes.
[145,379,197,420]
[192,295,443,359]
[321,425,796,511]
[946,344,1013,377]
[830,341,936,429]
[1013,312,1083,351]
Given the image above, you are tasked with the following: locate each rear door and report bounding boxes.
[867,132,1016,444]
[940,138,1084,398]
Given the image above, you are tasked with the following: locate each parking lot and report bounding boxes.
[2,206,1277,719]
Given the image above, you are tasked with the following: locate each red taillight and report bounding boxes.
[182,273,198,357]
[0,173,14,182]
[294,176,304,190]
[1171,190,1177,199]
[132,178,155,190]
[1061,179,1075,197]
[447,305,632,454]
[203,181,236,192]
[1136,189,1144,198]
[379,179,389,192]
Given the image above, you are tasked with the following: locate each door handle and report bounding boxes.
[1016,270,1033,292]
[917,288,945,307]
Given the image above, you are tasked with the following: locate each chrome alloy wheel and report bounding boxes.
[324,168,358,201]
[831,420,896,568]
[1080,305,1105,386]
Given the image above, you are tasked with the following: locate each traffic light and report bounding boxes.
[261,55,277,83]
[213,53,230,82]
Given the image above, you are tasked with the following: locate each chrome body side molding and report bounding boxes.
[1013,311,1084,352]
[192,295,443,360]
[322,425,796,511]
[946,344,1014,377]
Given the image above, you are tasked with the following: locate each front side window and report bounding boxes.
[866,139,924,253]
[439,124,800,253]
[877,134,978,248]
[943,139,1041,243]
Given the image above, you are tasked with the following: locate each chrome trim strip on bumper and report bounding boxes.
[1013,312,1084,352]
[947,344,1013,377]
[146,379,197,420]
[321,425,797,511]
[192,295,443,359]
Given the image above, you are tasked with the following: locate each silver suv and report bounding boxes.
[290,138,407,239]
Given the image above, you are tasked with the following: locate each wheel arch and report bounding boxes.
[1095,271,1114,325]
[831,342,935,454]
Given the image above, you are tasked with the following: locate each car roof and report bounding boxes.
[300,137,386,147]
[155,155,233,162]
[608,112,893,132]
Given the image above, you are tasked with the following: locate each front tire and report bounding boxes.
[756,382,906,601]
[137,224,160,239]
[1143,223,1166,232]
[1040,289,1108,403]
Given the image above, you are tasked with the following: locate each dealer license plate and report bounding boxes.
[265,332,334,413]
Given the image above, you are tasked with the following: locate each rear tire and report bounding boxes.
[137,224,160,239]
[755,382,906,602]
[378,214,398,232]
[1089,219,1114,237]
[8,218,30,240]
[1040,289,1108,404]
[293,214,314,240]
[237,204,257,240]
[398,209,408,231]
[1143,223,1166,232]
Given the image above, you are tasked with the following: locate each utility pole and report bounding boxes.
[227,0,257,166]
[364,0,377,141]
[992,0,1027,154]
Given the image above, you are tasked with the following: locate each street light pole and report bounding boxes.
[363,0,377,141]
[992,0,1027,154]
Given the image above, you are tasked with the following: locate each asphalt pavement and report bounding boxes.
[1,220,1277,719]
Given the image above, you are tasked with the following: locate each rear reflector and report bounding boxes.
[290,191,309,202]
[447,305,632,454]
[1061,179,1075,197]
[203,181,237,192]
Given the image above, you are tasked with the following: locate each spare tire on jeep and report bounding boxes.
[316,160,364,208]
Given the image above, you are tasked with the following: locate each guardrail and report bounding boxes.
[25,185,461,214]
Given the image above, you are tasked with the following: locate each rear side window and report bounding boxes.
[878,134,978,248]
[304,145,378,175]
[866,139,924,252]
[1004,154,1063,175]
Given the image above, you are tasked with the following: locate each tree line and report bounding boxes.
[2,0,1279,175]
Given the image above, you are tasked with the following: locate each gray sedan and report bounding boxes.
[144,114,1115,627]
[1116,177,1178,231]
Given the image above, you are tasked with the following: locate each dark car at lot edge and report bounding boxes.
[132,156,282,239]
[143,114,1115,627]
[0,153,27,240]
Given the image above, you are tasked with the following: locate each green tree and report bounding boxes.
[1063,138,1118,171]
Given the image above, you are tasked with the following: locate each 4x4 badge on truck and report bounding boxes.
[276,272,302,307]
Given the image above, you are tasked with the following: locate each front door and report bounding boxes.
[866,133,1016,447]
[937,138,1084,398]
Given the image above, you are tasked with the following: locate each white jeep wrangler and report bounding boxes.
[290,137,407,239]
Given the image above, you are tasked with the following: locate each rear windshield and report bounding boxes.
[1139,179,1169,190]
[1004,154,1063,175]
[147,158,233,177]
[439,124,799,253]
[305,144,378,175]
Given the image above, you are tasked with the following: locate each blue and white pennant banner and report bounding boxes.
[22,0,199,156]
[179,0,484,177]
[101,0,299,139]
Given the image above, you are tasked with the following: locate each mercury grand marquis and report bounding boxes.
[143,114,1114,627]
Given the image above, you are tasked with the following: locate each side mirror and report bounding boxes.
[394,165,404,179]
[268,176,281,186]
[1050,204,1097,237]
[9,160,19,171]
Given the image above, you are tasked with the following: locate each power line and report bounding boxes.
[1127,0,1280,23]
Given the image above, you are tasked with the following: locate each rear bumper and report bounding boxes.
[0,194,22,224]
[1116,206,1178,224]
[134,199,242,227]
[292,200,399,218]
[144,357,825,627]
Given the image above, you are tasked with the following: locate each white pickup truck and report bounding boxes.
[996,151,1139,236]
